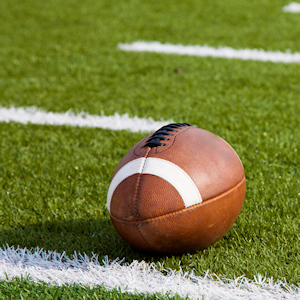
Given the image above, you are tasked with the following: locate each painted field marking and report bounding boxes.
[0,107,299,298]
[0,106,172,133]
[0,246,299,300]
[118,41,300,63]
[283,2,300,13]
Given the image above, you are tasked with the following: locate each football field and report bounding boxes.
[0,0,299,299]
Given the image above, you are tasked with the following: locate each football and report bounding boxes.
[107,123,246,255]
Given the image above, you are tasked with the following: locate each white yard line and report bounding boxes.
[0,246,299,300]
[283,2,300,13]
[1,106,299,298]
[118,41,300,63]
[0,106,172,133]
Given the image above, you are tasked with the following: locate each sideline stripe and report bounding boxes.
[283,2,300,13]
[0,106,172,133]
[107,157,202,212]
[118,41,300,63]
[0,246,298,300]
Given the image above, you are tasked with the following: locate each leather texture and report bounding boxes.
[111,177,246,254]
[109,125,246,254]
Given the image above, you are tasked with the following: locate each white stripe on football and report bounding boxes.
[107,157,202,213]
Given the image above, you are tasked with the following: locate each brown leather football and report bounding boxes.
[107,123,246,255]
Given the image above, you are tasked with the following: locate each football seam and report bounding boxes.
[135,223,156,251]
[133,147,151,218]
[154,126,191,153]
[132,146,158,252]
[133,136,149,157]
[110,176,246,224]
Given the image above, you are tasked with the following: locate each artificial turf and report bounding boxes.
[0,278,186,300]
[0,0,299,298]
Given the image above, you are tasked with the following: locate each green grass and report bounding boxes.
[0,0,299,117]
[0,0,299,298]
[0,279,186,300]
